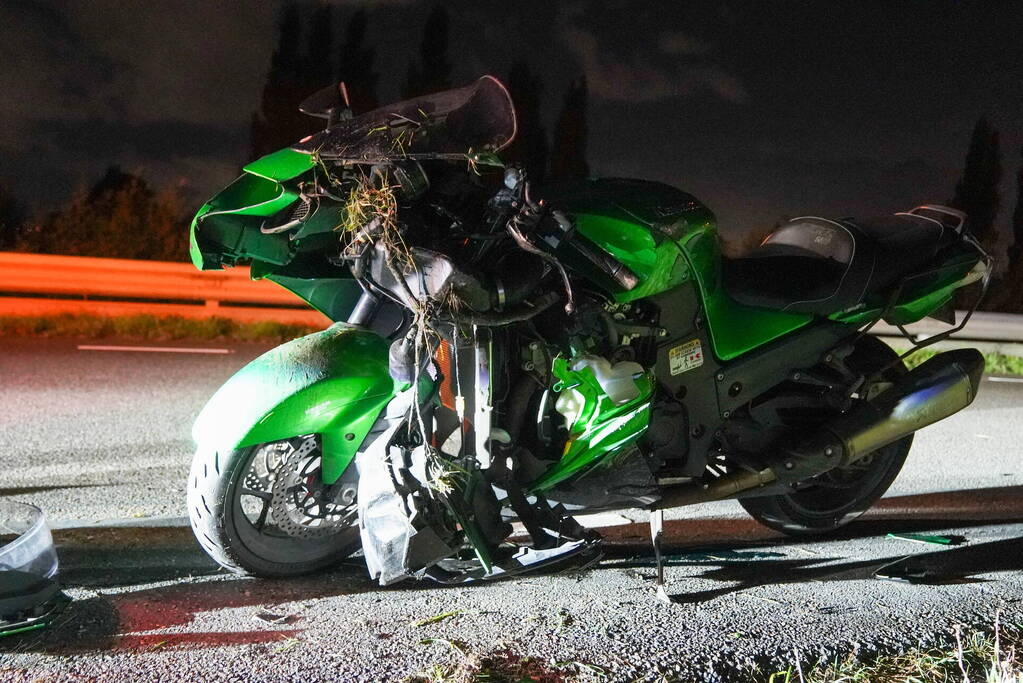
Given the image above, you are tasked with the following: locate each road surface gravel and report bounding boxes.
[0,337,1021,681]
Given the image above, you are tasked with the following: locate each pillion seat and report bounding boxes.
[723,205,964,316]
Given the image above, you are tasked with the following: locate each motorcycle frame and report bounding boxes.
[189,146,984,506]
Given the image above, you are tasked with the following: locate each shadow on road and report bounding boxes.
[13,564,379,655]
[599,485,1023,550]
[653,536,1023,605]
[2,524,444,655]
[2,485,1020,654]
[596,485,1023,603]
[0,484,108,497]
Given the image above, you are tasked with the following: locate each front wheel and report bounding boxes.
[739,336,913,535]
[188,436,361,577]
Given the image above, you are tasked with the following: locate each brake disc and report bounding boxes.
[268,437,356,539]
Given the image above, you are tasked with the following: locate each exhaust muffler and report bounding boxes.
[656,348,984,509]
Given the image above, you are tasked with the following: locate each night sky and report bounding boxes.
[3,0,1022,242]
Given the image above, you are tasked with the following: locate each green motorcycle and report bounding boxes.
[187,76,989,584]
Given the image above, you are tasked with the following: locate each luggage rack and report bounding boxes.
[855,205,993,377]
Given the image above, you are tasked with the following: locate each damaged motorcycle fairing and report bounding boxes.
[357,333,604,586]
[186,75,989,588]
[192,322,394,485]
[293,75,517,163]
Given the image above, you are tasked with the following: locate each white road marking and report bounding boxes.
[986,376,1023,383]
[77,344,231,354]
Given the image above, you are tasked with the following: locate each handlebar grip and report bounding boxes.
[567,234,640,291]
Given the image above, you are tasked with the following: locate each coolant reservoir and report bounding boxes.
[571,355,644,405]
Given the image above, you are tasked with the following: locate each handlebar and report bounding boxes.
[564,231,640,291]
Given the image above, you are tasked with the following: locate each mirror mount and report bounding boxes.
[299,82,354,129]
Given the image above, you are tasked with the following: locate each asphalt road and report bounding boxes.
[0,337,1021,681]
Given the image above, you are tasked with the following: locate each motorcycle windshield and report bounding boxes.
[292,75,517,163]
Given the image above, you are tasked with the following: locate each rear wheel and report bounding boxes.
[188,436,361,577]
[739,336,912,535]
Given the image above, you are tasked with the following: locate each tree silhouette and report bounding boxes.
[549,76,590,180]
[305,2,335,91]
[950,117,1002,245]
[336,8,378,114]
[1009,147,1023,266]
[988,147,1023,312]
[18,166,186,261]
[0,183,25,250]
[502,62,549,183]
[402,5,452,98]
[249,1,316,160]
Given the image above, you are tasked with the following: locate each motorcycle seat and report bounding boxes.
[723,208,959,316]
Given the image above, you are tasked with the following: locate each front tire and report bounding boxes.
[739,336,913,535]
[188,436,361,577]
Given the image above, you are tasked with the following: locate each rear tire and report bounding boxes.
[188,437,361,577]
[739,336,912,535]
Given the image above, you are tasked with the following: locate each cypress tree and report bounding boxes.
[0,183,24,251]
[250,1,316,160]
[304,2,335,92]
[336,8,378,114]
[502,62,549,183]
[549,76,590,180]
[402,6,452,99]
[950,117,1002,244]
[1009,147,1023,266]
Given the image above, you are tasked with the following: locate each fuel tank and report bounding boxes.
[542,178,716,302]
[544,178,814,361]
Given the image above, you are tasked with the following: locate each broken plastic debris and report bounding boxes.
[0,502,69,637]
[885,532,965,546]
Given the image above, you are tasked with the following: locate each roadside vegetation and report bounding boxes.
[2,313,1023,375]
[904,347,1023,376]
[0,313,318,343]
[763,621,1023,683]
[405,622,1023,682]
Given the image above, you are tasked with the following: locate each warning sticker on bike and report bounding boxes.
[669,339,703,375]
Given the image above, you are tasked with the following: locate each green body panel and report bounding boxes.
[829,249,979,327]
[189,172,300,270]
[243,147,316,181]
[548,178,813,361]
[191,323,394,484]
[677,223,813,361]
[573,214,690,303]
[265,275,363,324]
[530,357,654,492]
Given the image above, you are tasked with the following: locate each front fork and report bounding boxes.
[355,326,600,585]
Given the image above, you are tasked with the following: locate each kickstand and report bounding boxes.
[649,509,671,603]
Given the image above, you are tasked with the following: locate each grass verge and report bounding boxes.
[0,313,319,343]
[410,639,606,683]
[905,347,1023,375]
[2,314,1022,375]
[763,620,1023,683]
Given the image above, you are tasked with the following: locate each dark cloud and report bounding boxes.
[36,118,245,161]
[1,0,1020,242]
[562,27,748,104]
[0,1,133,146]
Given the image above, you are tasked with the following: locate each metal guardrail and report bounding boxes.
[1,252,1020,340]
[0,252,330,325]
